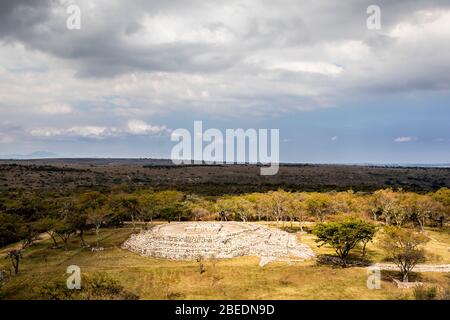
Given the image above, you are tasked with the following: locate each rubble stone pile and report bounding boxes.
[122,222,315,264]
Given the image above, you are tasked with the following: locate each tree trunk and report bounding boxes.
[79,230,87,247]
[48,232,58,248]
[362,241,367,257]
[131,214,136,231]
[10,254,20,274]
[402,272,409,282]
[13,257,19,274]
[63,238,69,251]
[96,225,100,248]
[14,260,19,274]
[419,218,425,231]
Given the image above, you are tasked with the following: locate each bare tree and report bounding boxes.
[55,222,74,251]
[415,196,444,231]
[5,250,22,274]
[87,206,110,248]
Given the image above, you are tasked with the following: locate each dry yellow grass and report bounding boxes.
[0,225,448,300]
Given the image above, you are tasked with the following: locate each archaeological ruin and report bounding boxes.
[122,222,315,266]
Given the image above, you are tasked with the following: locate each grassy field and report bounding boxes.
[1,223,449,300]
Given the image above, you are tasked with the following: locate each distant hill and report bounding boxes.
[0,157,449,168]
[0,151,59,159]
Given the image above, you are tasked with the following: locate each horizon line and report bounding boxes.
[1,157,449,168]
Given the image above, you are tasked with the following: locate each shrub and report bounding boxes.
[37,272,138,300]
[414,285,438,300]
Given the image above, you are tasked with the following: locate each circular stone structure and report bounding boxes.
[122,222,315,265]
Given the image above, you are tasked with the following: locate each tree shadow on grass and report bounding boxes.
[381,270,424,283]
[316,254,372,268]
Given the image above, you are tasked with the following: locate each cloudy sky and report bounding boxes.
[0,0,449,163]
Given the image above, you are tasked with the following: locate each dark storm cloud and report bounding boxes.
[0,0,51,41]
[0,0,449,110]
[0,0,248,76]
[1,0,449,85]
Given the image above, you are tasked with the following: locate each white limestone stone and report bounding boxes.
[122,222,315,265]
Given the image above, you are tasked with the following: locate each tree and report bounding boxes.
[296,196,309,232]
[245,193,265,221]
[373,188,410,226]
[137,192,157,225]
[254,193,274,222]
[379,226,430,282]
[191,207,209,221]
[5,249,22,274]
[54,197,87,248]
[87,206,111,248]
[36,217,60,248]
[373,188,396,225]
[432,188,450,227]
[54,221,74,251]
[331,191,358,214]
[230,196,254,222]
[364,194,383,221]
[183,194,213,221]
[433,187,450,207]
[215,197,234,221]
[414,196,444,231]
[358,222,378,257]
[305,193,333,222]
[18,222,40,249]
[269,190,290,225]
[278,192,306,229]
[153,191,186,222]
[313,217,377,266]
[72,192,108,246]
[67,210,89,247]
[0,213,22,247]
[395,192,419,227]
[114,194,141,231]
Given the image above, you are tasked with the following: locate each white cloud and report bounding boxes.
[394,136,415,143]
[29,120,170,140]
[30,126,118,139]
[268,61,343,76]
[127,119,169,135]
[134,13,236,45]
[389,10,450,40]
[41,103,73,115]
[331,136,338,141]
